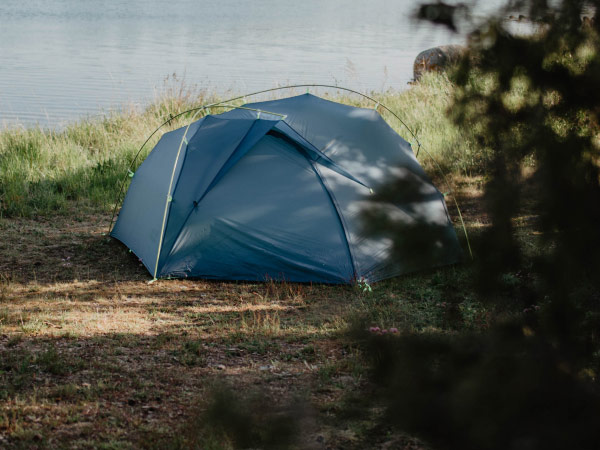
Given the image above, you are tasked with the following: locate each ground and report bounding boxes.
[0,179,488,449]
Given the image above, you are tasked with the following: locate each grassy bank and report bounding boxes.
[0,75,502,449]
[0,72,479,219]
[0,74,506,448]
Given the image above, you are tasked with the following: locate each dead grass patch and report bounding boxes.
[0,177,491,448]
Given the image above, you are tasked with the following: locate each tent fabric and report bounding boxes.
[111,93,462,283]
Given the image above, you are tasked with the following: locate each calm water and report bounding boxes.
[0,0,501,128]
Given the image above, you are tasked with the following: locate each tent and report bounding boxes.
[111,93,462,283]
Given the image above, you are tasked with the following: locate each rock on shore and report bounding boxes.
[413,45,466,81]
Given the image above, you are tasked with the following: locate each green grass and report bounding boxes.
[0,72,480,218]
[0,79,219,218]
[0,74,520,448]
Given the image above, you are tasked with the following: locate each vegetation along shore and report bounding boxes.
[0,72,491,448]
[2,3,599,442]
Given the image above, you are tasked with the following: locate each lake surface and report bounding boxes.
[0,0,502,128]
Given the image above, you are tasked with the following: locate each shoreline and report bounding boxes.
[0,72,484,219]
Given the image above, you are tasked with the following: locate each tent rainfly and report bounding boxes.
[111,94,462,283]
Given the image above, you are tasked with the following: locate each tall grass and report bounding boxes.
[0,72,479,218]
[379,72,486,175]
[0,82,217,217]
[0,122,138,217]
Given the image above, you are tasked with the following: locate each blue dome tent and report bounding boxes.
[111,93,462,283]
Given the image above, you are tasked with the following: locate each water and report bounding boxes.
[0,0,496,128]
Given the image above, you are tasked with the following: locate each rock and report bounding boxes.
[413,45,466,81]
[582,15,596,28]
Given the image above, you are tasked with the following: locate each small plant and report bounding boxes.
[356,278,373,293]
[368,326,399,335]
[178,340,206,367]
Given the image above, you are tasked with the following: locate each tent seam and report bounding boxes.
[193,119,277,205]
[276,121,360,280]
[152,115,207,278]
[276,122,370,190]
[308,160,359,282]
[158,119,279,275]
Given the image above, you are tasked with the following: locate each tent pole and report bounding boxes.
[151,107,205,279]
[109,106,285,234]
[149,105,287,280]
[109,85,473,261]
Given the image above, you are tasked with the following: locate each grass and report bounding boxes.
[0,74,533,448]
[0,194,504,448]
[0,72,479,219]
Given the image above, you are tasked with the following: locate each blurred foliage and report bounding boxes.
[358,1,600,449]
[170,3,600,448]
[171,383,305,450]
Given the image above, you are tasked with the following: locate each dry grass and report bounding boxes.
[0,72,484,220]
[0,178,490,449]
[0,210,368,448]
[0,75,495,447]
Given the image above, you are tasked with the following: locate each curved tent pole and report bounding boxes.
[108,104,286,234]
[149,105,288,281]
[108,85,425,234]
[108,84,472,260]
